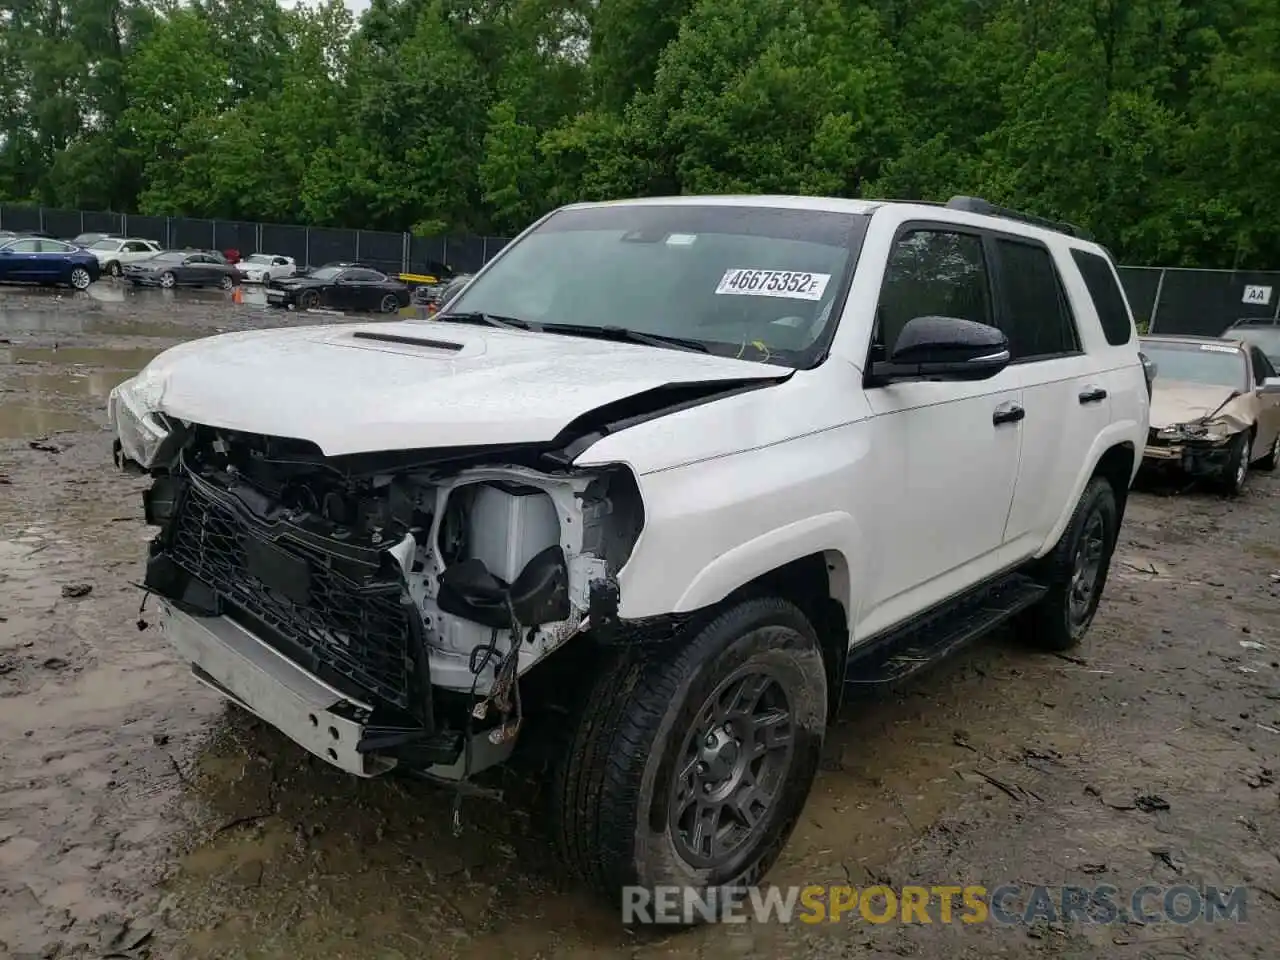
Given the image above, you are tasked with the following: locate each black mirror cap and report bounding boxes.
[869,315,1011,384]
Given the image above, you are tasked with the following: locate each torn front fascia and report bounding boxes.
[587,576,695,646]
[139,470,463,769]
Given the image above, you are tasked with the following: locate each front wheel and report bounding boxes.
[159,271,176,289]
[1018,476,1119,652]
[1219,432,1251,496]
[552,598,827,921]
[107,261,122,278]
[68,266,92,290]
[298,289,320,310]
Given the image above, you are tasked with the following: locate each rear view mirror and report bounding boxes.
[1260,377,1280,395]
[869,315,1011,384]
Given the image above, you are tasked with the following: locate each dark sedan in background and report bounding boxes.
[123,251,242,289]
[0,235,101,289]
[266,265,411,312]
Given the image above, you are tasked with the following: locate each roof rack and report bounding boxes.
[945,195,1093,241]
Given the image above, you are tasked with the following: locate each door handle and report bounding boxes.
[993,403,1025,426]
[1078,387,1108,404]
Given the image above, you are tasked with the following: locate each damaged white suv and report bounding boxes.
[109,195,1149,911]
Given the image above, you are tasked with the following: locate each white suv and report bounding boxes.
[86,236,163,277]
[108,194,1148,913]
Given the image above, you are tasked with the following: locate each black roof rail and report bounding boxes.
[945,195,1093,241]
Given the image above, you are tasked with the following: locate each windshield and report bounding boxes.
[309,266,342,281]
[445,204,868,366]
[1142,340,1248,390]
[89,239,118,251]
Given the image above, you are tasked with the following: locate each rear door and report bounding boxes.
[995,235,1108,557]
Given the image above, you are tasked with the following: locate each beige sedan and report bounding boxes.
[1139,334,1280,494]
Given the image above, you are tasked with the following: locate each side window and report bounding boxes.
[875,229,993,355]
[995,239,1081,360]
[347,269,381,282]
[37,240,72,253]
[1070,249,1132,345]
[7,239,40,252]
[125,241,148,252]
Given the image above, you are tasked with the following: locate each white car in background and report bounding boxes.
[87,237,163,277]
[236,254,297,284]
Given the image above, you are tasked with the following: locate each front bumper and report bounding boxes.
[159,600,394,777]
[1142,437,1233,476]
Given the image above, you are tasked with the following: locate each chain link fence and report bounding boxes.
[0,204,513,276]
[1118,266,1280,336]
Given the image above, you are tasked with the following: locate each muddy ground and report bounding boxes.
[1,283,1279,960]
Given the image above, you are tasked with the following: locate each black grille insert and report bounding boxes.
[167,475,414,711]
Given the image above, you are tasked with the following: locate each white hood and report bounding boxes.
[118,320,789,456]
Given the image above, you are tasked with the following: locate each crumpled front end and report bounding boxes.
[1143,420,1240,476]
[125,416,644,780]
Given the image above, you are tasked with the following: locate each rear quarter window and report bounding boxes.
[1070,249,1133,346]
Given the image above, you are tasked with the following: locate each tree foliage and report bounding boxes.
[0,0,1276,266]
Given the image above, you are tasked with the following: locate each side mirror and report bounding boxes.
[1259,377,1280,396]
[869,315,1011,384]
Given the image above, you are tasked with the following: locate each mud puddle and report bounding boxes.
[0,307,188,339]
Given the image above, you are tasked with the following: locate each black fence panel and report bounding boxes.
[481,236,510,262]
[42,209,82,239]
[0,204,42,231]
[357,230,402,274]
[409,236,449,275]
[1118,267,1162,328]
[171,217,216,251]
[213,220,257,256]
[261,224,308,265]
[444,235,487,273]
[81,211,125,236]
[125,215,168,247]
[306,227,358,268]
[1150,269,1280,336]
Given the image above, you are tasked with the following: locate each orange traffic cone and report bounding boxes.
[232,285,243,304]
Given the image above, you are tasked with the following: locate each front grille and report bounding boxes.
[167,476,414,711]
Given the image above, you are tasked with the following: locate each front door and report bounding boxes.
[856,225,1024,639]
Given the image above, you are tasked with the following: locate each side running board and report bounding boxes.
[844,573,1048,687]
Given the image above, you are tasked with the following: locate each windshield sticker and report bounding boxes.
[715,268,831,301]
[666,233,697,245]
[1199,343,1239,353]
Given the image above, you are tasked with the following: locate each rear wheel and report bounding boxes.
[1019,477,1119,652]
[552,598,827,922]
[68,267,92,291]
[379,293,400,314]
[219,274,234,291]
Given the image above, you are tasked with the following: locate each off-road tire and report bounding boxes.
[1255,431,1279,472]
[1219,431,1251,496]
[552,597,827,923]
[1019,476,1119,652]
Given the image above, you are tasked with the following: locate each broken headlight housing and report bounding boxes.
[1155,419,1231,443]
[108,375,173,469]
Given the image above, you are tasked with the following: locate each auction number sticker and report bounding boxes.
[715,268,831,301]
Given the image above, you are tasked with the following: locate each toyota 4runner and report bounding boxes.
[108,194,1150,914]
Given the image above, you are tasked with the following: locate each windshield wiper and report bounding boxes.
[435,310,530,330]
[537,323,710,354]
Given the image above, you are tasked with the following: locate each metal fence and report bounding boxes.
[0,204,513,276]
[1118,266,1280,336]
[4,203,1279,330]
